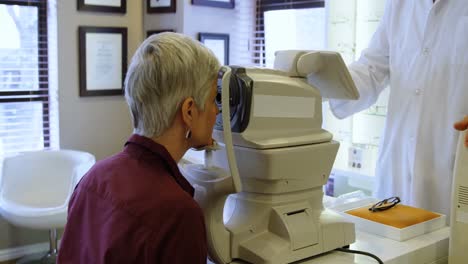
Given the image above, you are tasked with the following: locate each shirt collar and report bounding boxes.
[124,134,194,197]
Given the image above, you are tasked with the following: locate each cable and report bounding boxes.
[334,247,384,264]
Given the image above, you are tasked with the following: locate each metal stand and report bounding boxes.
[16,229,58,264]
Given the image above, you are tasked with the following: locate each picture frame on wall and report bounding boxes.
[147,0,176,13]
[198,33,229,65]
[77,0,126,13]
[78,26,127,97]
[147,29,175,38]
[192,0,235,9]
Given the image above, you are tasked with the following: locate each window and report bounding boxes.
[263,7,325,67]
[255,0,325,67]
[0,0,57,157]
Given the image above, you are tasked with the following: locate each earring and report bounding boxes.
[185,129,192,139]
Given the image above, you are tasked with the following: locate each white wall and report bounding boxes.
[57,0,143,161]
[144,0,185,35]
[182,3,236,39]
[144,0,239,63]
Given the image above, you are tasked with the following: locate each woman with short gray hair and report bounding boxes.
[59,32,220,264]
[125,32,220,141]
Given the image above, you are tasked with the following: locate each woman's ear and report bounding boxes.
[181,97,196,127]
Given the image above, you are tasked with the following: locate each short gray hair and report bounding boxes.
[124,32,220,138]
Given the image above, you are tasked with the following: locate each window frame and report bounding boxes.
[0,0,50,148]
[254,0,325,66]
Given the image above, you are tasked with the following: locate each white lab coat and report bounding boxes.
[330,0,468,217]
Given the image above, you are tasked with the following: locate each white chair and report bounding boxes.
[0,150,95,264]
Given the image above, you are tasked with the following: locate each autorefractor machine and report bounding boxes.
[181,50,360,264]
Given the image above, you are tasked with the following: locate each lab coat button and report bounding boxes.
[423,47,430,55]
[415,89,421,95]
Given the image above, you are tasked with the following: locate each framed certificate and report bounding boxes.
[199,33,230,65]
[192,0,235,9]
[77,0,126,13]
[78,27,127,97]
[147,0,176,13]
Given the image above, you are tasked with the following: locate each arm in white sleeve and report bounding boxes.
[329,0,392,119]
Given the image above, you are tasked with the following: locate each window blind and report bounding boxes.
[229,0,257,67]
[253,0,325,66]
[0,0,58,157]
[229,0,326,68]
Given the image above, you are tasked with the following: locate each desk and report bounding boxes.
[300,227,449,264]
[209,227,449,264]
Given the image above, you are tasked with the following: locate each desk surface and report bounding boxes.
[209,227,449,264]
[300,227,449,264]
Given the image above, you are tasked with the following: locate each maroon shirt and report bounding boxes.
[58,134,207,264]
